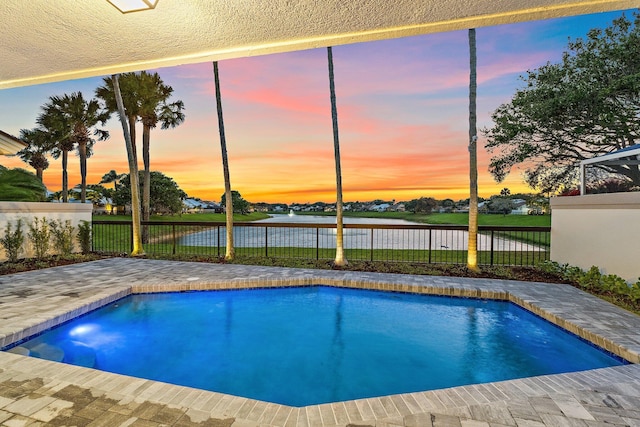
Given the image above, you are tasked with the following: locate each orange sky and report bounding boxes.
[0,10,627,204]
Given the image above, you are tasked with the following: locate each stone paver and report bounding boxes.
[0,258,639,426]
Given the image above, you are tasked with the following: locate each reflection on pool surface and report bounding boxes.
[9,286,624,406]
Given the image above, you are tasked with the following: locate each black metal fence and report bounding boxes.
[93,221,550,266]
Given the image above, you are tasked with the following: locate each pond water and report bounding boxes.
[178,214,544,252]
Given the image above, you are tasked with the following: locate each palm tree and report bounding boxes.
[96,73,142,164]
[213,61,234,260]
[327,46,347,267]
[38,93,109,203]
[100,169,125,191]
[17,128,53,182]
[0,166,47,202]
[467,28,479,271]
[137,71,185,239]
[112,74,144,256]
[37,105,74,202]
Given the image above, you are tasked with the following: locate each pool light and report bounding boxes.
[107,0,158,13]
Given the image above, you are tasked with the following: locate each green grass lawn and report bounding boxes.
[93,212,270,222]
[293,211,551,227]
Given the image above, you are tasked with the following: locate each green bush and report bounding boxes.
[537,261,639,310]
[630,281,640,303]
[28,217,50,259]
[50,219,75,256]
[77,221,92,254]
[1,219,25,262]
[577,266,602,290]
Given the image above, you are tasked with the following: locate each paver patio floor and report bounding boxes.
[0,258,639,426]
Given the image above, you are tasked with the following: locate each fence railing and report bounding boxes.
[92,221,550,266]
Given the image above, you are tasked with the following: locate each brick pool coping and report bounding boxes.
[1,258,639,426]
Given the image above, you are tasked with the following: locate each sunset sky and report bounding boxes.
[0,9,633,204]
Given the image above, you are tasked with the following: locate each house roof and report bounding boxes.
[580,144,640,167]
[0,129,26,156]
[0,0,635,90]
[579,144,640,194]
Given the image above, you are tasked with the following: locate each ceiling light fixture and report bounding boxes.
[107,0,158,13]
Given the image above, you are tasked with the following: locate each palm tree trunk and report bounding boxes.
[128,116,138,164]
[467,28,479,272]
[62,150,69,203]
[327,46,347,267]
[213,61,234,260]
[79,142,87,203]
[142,125,151,243]
[112,74,144,256]
[36,168,43,182]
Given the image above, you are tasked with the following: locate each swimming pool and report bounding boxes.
[9,286,624,407]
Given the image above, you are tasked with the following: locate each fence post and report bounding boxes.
[265,226,268,257]
[370,228,374,261]
[490,229,495,266]
[217,225,221,257]
[172,224,176,255]
[428,229,432,264]
[129,223,133,253]
[316,227,319,260]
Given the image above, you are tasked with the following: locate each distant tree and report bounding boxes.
[488,197,515,216]
[72,184,104,204]
[484,12,640,193]
[406,197,438,214]
[17,128,54,182]
[100,169,126,192]
[115,171,185,215]
[0,166,47,202]
[220,191,250,215]
[86,184,112,199]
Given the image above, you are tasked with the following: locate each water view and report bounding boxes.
[178,213,544,252]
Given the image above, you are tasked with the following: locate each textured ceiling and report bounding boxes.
[0,0,636,89]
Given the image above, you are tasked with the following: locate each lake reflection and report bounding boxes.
[178,214,541,251]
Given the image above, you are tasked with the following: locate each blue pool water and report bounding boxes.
[10,287,623,406]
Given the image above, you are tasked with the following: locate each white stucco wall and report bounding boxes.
[551,193,640,282]
[0,202,93,261]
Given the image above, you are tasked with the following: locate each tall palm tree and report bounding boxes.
[213,61,234,260]
[327,46,347,267]
[96,73,142,164]
[112,74,144,256]
[38,93,109,203]
[137,71,185,239]
[17,128,53,182]
[467,28,479,271]
[37,105,74,202]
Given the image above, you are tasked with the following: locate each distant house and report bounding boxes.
[93,197,115,215]
[183,198,207,213]
[510,199,529,215]
[203,202,223,213]
[370,203,390,212]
